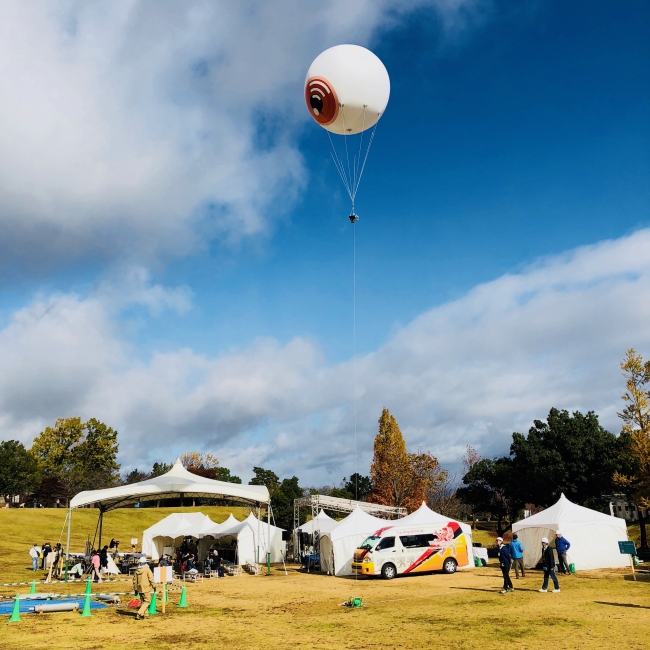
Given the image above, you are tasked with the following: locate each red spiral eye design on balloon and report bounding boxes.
[305,76,339,126]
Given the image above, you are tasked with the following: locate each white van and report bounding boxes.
[351,521,469,580]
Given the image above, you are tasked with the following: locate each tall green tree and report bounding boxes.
[457,457,520,536]
[510,408,622,510]
[249,468,300,530]
[0,440,41,501]
[343,473,373,501]
[31,417,120,498]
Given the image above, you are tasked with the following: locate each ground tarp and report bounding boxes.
[512,493,629,571]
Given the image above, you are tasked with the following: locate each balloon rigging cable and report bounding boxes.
[326,107,378,217]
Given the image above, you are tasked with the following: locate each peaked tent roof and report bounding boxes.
[512,493,627,533]
[143,512,216,539]
[202,513,240,536]
[329,506,393,541]
[70,459,270,511]
[297,509,338,534]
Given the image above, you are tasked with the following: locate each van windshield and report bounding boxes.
[359,536,380,550]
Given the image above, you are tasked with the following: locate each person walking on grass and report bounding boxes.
[510,534,525,579]
[555,531,571,574]
[539,537,560,593]
[133,557,156,620]
[29,543,41,571]
[497,537,513,594]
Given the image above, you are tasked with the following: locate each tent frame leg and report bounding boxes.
[65,507,72,582]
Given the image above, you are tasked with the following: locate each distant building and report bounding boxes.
[607,494,639,522]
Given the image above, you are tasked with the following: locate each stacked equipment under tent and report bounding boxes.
[512,493,629,571]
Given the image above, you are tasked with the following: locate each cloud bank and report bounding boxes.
[0,0,481,269]
[1,230,648,482]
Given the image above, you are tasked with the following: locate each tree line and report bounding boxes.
[2,348,648,540]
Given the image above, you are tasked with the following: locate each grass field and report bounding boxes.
[2,509,649,649]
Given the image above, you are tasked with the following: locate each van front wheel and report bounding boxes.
[442,558,457,574]
[381,563,397,580]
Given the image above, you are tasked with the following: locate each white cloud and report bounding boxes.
[0,0,481,269]
[1,229,648,483]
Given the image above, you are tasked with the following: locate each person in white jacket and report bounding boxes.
[29,543,41,571]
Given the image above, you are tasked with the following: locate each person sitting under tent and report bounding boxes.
[158,554,172,567]
[208,549,223,577]
[185,554,198,574]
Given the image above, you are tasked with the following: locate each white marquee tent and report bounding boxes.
[512,493,629,571]
[201,512,286,565]
[320,507,394,577]
[297,509,338,536]
[66,458,270,570]
[396,502,475,569]
[142,512,217,561]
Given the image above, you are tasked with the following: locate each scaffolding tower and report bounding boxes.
[293,494,406,562]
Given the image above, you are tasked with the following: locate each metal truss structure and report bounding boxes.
[293,494,406,561]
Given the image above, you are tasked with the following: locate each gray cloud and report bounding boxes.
[1,230,648,483]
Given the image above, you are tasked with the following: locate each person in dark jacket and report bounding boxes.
[555,531,571,574]
[539,537,560,592]
[497,537,513,594]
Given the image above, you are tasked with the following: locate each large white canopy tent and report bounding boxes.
[141,512,217,561]
[512,493,629,571]
[200,512,286,564]
[320,507,395,577]
[396,502,475,569]
[65,459,270,574]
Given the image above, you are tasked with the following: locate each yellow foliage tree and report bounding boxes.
[369,408,445,512]
[613,349,650,549]
[613,349,650,505]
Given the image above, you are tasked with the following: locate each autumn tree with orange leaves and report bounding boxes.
[368,408,445,512]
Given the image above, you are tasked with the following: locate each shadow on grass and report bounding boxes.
[450,586,543,594]
[594,601,650,610]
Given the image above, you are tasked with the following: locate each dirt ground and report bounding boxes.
[3,563,650,650]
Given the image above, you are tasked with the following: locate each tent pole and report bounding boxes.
[267,501,271,575]
[98,508,104,549]
[65,507,72,582]
[257,504,260,565]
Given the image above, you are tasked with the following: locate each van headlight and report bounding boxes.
[363,556,372,563]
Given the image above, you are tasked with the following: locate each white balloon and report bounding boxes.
[305,44,390,136]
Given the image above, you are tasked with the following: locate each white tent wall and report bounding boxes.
[141,513,215,560]
[517,524,629,571]
[320,535,335,575]
[513,494,629,571]
[204,513,286,565]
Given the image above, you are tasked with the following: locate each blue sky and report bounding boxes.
[0,1,648,484]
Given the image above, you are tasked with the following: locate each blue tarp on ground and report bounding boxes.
[0,598,109,615]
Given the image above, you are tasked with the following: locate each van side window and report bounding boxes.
[400,534,438,548]
[375,537,395,550]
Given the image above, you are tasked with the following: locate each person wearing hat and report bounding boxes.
[555,531,571,574]
[539,537,560,593]
[510,534,525,579]
[496,537,513,594]
[132,557,156,619]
